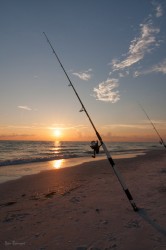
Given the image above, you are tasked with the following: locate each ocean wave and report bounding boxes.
[0,154,80,167]
[0,141,162,167]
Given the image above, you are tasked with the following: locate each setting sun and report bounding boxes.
[53,129,62,138]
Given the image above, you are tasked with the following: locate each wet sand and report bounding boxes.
[0,150,166,250]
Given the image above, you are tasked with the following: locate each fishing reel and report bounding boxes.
[90,140,100,158]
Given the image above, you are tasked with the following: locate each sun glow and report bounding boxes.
[53,129,62,138]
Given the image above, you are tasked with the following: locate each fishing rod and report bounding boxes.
[139,104,166,149]
[43,32,138,211]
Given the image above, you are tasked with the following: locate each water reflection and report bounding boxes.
[52,141,61,155]
[52,159,64,169]
[54,141,61,147]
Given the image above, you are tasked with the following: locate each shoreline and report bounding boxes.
[0,149,166,249]
[0,150,146,184]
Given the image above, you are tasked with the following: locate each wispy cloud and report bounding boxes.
[17,106,32,111]
[155,4,163,18]
[151,59,166,74]
[102,119,166,130]
[92,2,164,104]
[93,78,120,103]
[143,119,166,126]
[48,124,88,130]
[33,75,39,79]
[102,123,149,130]
[134,58,166,76]
[72,69,92,81]
[6,125,35,129]
[0,133,35,138]
[119,71,129,78]
[111,21,160,71]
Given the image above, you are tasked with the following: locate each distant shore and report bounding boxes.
[0,150,166,250]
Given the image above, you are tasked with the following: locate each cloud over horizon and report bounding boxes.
[93,78,120,103]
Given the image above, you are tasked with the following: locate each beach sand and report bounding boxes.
[0,150,166,250]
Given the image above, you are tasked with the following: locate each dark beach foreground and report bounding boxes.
[0,150,166,250]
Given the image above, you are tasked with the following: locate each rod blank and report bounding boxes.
[139,104,166,149]
[43,32,138,211]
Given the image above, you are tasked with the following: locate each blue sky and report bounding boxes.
[0,0,166,141]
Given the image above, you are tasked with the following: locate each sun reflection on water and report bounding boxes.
[52,159,64,169]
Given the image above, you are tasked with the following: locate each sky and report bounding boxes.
[0,0,166,142]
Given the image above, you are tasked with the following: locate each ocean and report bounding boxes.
[0,140,162,167]
[0,140,162,183]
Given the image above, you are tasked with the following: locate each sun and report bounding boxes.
[53,129,62,138]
